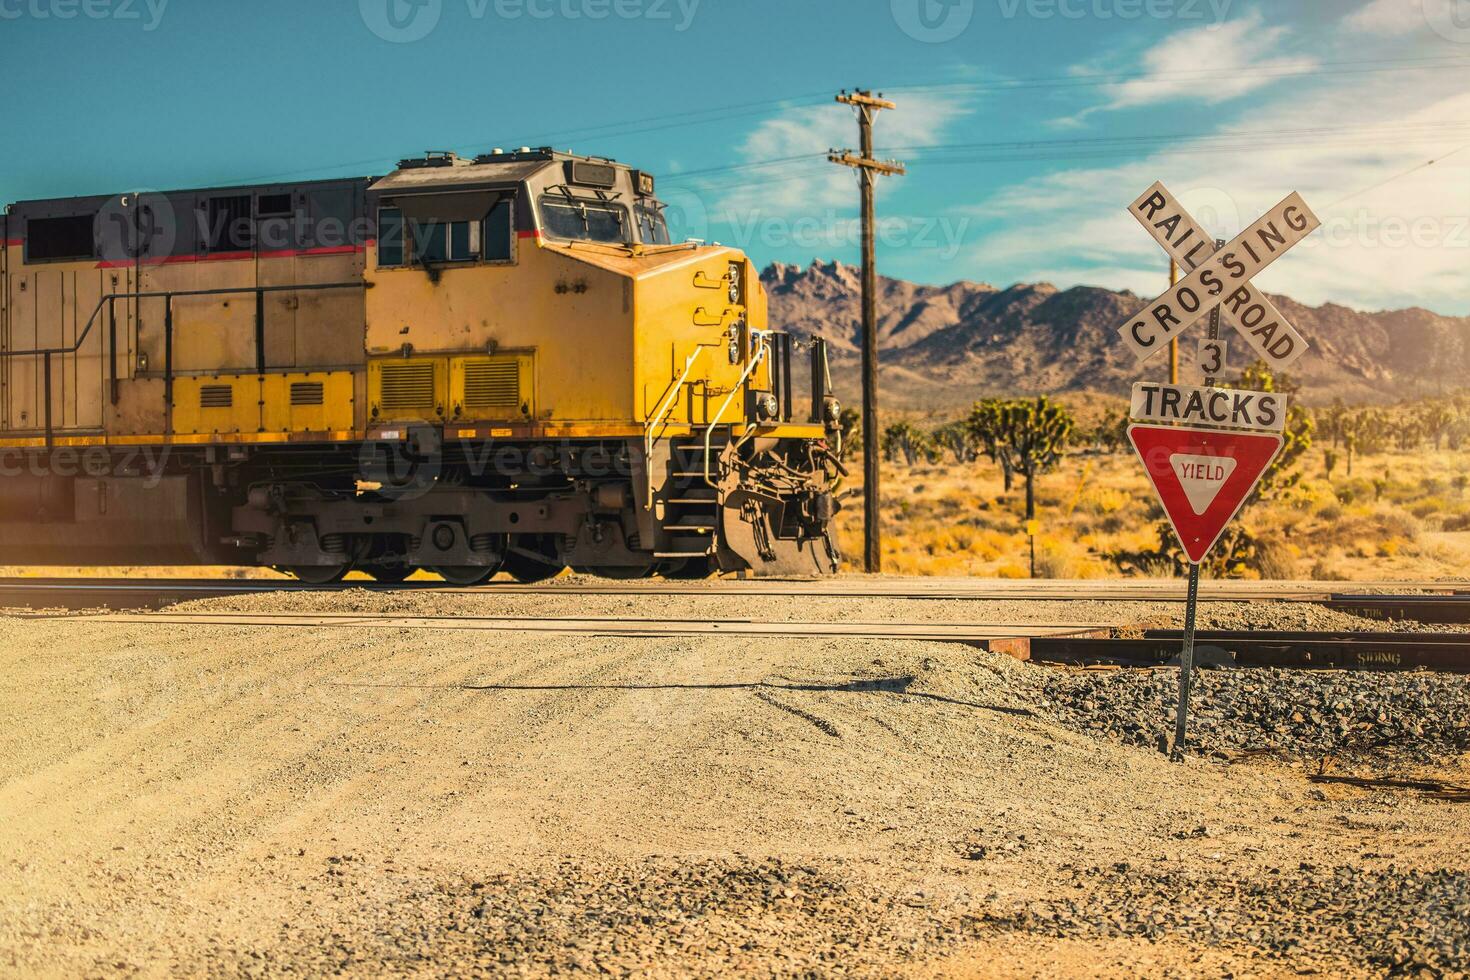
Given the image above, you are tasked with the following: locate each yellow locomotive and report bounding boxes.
[0,149,843,582]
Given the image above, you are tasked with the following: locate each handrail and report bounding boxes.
[642,342,716,510]
[703,334,770,488]
[0,280,363,447]
[0,281,363,360]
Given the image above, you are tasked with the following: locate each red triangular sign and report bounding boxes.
[1128,424,1284,564]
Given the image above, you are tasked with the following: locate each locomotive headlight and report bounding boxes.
[727,262,742,305]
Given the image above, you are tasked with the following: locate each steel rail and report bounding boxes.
[0,577,1465,611]
[1031,631,1470,673]
[16,610,1109,658]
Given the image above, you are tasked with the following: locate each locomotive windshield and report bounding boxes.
[540,197,632,245]
[636,201,671,245]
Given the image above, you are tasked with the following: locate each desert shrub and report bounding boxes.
[1080,487,1130,516]
[1376,508,1423,541]
[1253,536,1300,580]
[1408,497,1452,519]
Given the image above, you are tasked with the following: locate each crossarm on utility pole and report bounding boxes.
[827,153,907,177]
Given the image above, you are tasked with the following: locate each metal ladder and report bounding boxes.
[653,430,727,561]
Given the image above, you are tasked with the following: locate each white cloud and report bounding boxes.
[1344,0,1428,34]
[689,93,969,229]
[966,70,1470,315]
[1058,12,1317,125]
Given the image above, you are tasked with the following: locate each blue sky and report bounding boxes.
[2,0,1468,313]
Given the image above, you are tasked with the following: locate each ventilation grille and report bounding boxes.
[199,385,233,409]
[463,359,520,409]
[290,381,325,406]
[379,362,437,413]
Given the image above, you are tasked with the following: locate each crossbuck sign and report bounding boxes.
[1118,183,1318,370]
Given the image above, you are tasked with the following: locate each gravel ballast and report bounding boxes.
[1037,665,1470,759]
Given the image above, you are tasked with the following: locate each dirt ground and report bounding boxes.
[1,589,1467,977]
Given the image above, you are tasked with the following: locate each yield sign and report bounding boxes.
[1128,423,1284,564]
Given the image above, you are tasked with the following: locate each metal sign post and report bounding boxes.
[1172,238,1225,761]
[1174,562,1201,760]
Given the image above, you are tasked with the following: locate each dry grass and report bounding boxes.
[834,447,1470,581]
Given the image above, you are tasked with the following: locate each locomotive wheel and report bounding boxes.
[433,566,498,587]
[364,564,413,584]
[283,564,350,585]
[502,535,566,583]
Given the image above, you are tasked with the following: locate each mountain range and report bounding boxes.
[761,260,1470,410]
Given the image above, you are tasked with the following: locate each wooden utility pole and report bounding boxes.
[829,90,905,574]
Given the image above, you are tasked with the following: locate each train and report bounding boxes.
[0,149,843,582]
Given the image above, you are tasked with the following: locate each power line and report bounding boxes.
[217,53,1470,189]
[1325,145,1470,209]
[659,120,1470,191]
[885,54,1470,97]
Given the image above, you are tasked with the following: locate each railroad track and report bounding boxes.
[1033,630,1470,673]
[19,610,1109,659]
[21,607,1470,672]
[1,576,1467,618]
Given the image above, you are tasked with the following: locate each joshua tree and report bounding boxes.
[1233,361,1312,502]
[1319,399,1348,449]
[1418,402,1458,451]
[881,421,933,466]
[837,406,861,460]
[968,396,1075,526]
[932,419,980,464]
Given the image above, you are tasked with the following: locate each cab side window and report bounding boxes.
[377,196,515,267]
[483,197,513,262]
[377,207,405,267]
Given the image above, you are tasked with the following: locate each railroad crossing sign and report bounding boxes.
[1120,182,1317,370]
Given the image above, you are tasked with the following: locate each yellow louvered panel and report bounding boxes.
[464,360,518,408]
[369,358,447,422]
[261,372,355,433]
[172,376,260,435]
[450,354,534,421]
[380,363,435,412]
